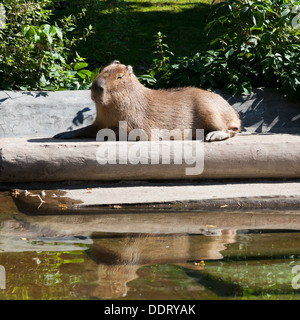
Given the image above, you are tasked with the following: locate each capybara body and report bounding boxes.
[53,61,241,141]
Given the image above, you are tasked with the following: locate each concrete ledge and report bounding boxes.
[1,134,300,183]
[9,180,300,216]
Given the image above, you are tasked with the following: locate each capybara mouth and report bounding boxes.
[91,77,105,103]
[91,85,103,103]
[91,94,103,104]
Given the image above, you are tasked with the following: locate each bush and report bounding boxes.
[141,0,300,99]
[64,0,137,68]
[0,0,97,90]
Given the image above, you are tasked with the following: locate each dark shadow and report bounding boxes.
[184,267,242,297]
[0,91,49,104]
[21,91,49,98]
[0,97,10,103]
[50,107,95,138]
[21,91,34,97]
[34,91,49,98]
[27,137,95,143]
[8,175,300,191]
[72,107,92,126]
[218,88,300,134]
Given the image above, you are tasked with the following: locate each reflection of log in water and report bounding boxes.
[88,231,237,299]
[10,210,300,238]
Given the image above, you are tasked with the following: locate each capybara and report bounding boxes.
[53,61,241,141]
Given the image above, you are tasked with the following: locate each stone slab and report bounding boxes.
[9,179,300,215]
[0,90,95,137]
[61,181,300,206]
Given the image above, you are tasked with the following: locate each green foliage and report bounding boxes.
[71,0,137,67]
[139,32,174,85]
[0,0,97,90]
[142,0,300,99]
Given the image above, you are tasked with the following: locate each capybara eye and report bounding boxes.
[117,74,123,79]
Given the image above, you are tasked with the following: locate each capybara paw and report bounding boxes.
[205,130,230,142]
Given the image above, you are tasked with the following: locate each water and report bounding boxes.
[1,191,300,300]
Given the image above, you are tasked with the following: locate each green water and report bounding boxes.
[0,231,300,300]
[1,192,300,300]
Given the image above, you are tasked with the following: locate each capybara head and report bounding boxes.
[91,60,138,105]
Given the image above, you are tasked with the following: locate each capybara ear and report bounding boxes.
[127,65,133,75]
[112,60,120,64]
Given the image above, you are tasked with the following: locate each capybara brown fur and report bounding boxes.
[53,61,241,141]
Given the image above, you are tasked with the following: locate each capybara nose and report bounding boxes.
[92,77,105,91]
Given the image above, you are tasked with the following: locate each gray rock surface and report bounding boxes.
[0,90,95,137]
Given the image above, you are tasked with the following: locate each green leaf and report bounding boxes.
[74,62,89,71]
[90,68,100,82]
[240,6,250,21]
[23,26,35,39]
[225,47,234,58]
[40,74,47,86]
[76,72,87,79]
[34,30,40,42]
[42,24,53,45]
[138,74,157,84]
[54,26,63,41]
[289,77,297,90]
[253,11,263,27]
[281,8,290,18]
[77,69,92,77]
[252,13,257,26]
[23,26,31,37]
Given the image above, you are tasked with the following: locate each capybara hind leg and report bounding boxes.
[204,114,231,142]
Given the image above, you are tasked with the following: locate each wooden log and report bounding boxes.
[1,134,300,182]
